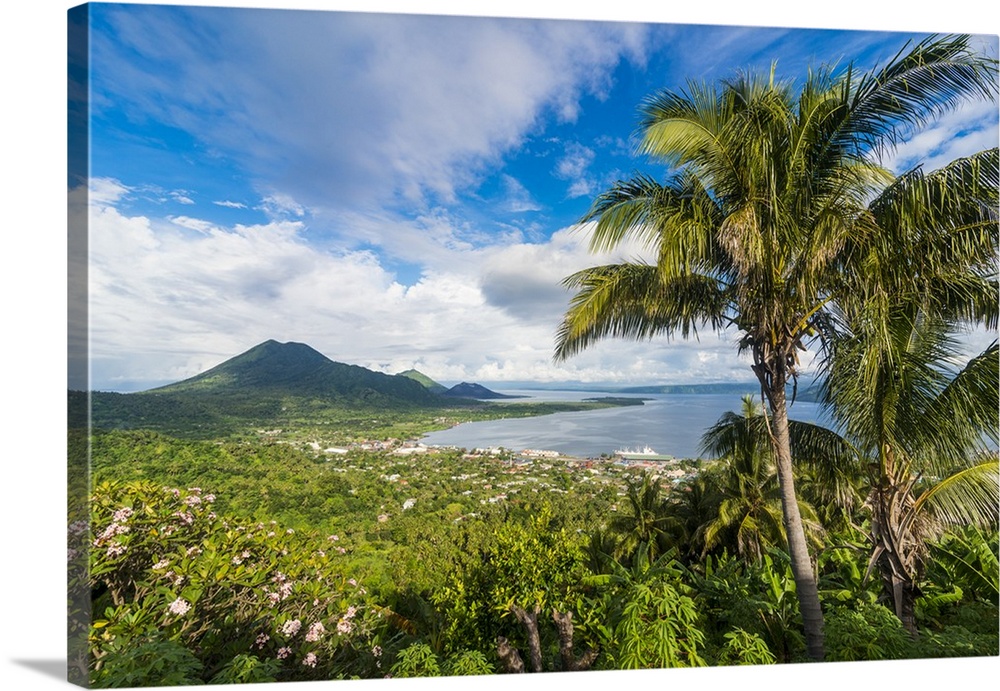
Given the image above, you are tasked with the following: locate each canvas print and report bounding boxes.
[67,1,1000,688]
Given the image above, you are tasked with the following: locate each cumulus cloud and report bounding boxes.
[554,142,598,197]
[881,99,999,174]
[499,175,543,213]
[91,6,649,223]
[87,190,759,390]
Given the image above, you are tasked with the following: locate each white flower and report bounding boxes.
[168,598,191,616]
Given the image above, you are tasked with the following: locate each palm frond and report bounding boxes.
[912,459,1000,531]
[554,264,729,360]
[835,35,1000,159]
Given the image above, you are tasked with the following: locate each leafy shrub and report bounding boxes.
[716,629,777,666]
[90,635,203,688]
[609,580,706,669]
[432,506,589,654]
[913,625,1000,659]
[441,649,495,676]
[87,480,379,685]
[824,603,913,661]
[209,654,281,685]
[389,642,441,677]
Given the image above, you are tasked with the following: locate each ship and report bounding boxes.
[613,446,676,462]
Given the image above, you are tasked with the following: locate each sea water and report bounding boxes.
[421,390,827,459]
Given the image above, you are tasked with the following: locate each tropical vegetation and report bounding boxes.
[70,33,998,686]
[554,33,998,659]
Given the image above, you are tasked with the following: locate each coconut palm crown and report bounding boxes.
[554,35,998,661]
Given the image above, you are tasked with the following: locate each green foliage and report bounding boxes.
[816,542,881,605]
[688,551,805,663]
[208,654,281,685]
[389,642,441,678]
[926,527,999,604]
[87,480,380,686]
[432,506,590,655]
[441,650,495,676]
[91,634,203,688]
[823,604,914,662]
[912,623,1000,659]
[609,580,706,669]
[716,629,777,666]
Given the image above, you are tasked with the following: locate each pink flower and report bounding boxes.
[168,598,191,616]
[377,514,389,523]
[277,647,292,660]
[281,619,302,637]
[336,618,353,635]
[347,578,358,587]
[372,645,383,658]
[305,622,325,642]
[302,652,317,668]
[112,507,134,522]
[344,606,357,619]
[327,534,340,542]
[255,633,270,649]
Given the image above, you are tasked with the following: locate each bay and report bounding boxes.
[422,389,829,459]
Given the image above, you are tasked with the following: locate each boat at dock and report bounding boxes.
[614,446,676,462]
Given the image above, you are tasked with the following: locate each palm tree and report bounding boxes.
[607,472,673,566]
[555,36,998,659]
[699,396,824,562]
[821,314,999,635]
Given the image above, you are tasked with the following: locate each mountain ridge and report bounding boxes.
[147,339,437,405]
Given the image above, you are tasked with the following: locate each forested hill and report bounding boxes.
[74,340,453,436]
[151,339,436,404]
[72,340,637,438]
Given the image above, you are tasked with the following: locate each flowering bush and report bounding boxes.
[88,480,385,686]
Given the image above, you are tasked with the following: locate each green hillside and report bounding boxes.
[152,340,435,404]
[397,368,448,394]
[78,340,635,439]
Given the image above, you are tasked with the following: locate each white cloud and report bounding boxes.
[91,7,649,220]
[168,216,220,234]
[259,192,306,219]
[554,142,599,198]
[499,175,543,212]
[88,193,763,390]
[881,99,999,174]
[214,200,248,209]
[89,177,131,206]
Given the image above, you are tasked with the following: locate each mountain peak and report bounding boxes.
[397,369,448,394]
[147,340,435,405]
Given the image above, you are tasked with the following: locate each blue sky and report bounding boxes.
[75,1,999,391]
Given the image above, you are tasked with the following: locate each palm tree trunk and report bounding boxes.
[762,366,826,661]
[870,473,922,637]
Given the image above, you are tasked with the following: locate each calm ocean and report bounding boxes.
[421,389,828,460]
